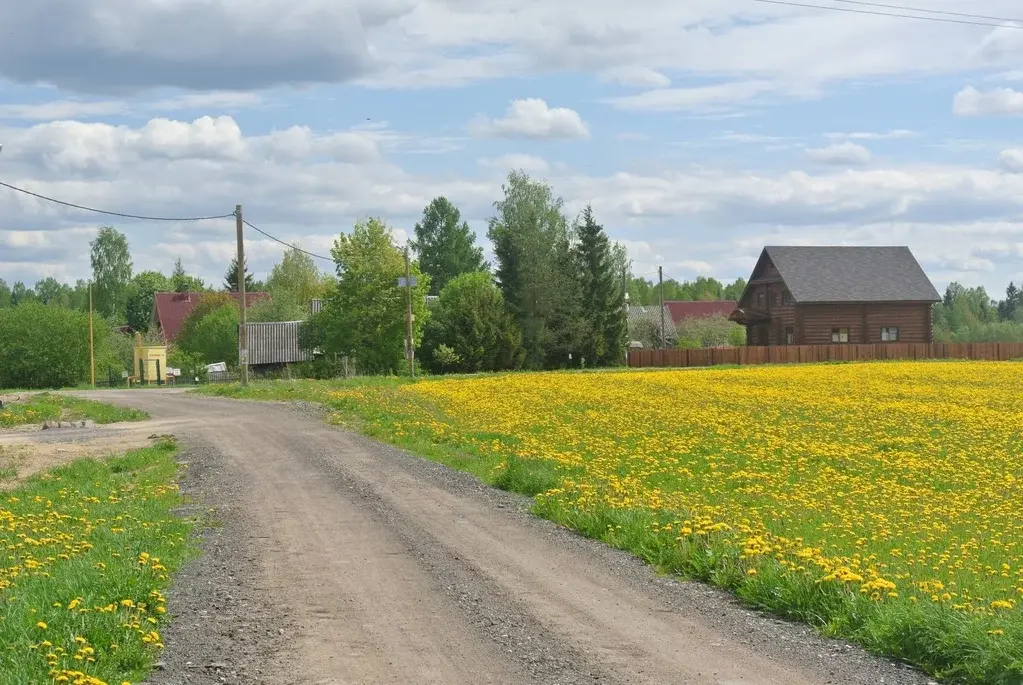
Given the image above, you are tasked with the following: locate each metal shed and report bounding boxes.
[245,321,312,366]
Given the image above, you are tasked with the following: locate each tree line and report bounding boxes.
[932,281,1023,342]
[304,172,631,375]
[9,168,1017,388]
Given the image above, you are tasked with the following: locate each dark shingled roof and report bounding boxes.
[764,246,940,303]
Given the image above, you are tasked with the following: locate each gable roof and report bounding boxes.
[627,304,678,342]
[153,291,271,342]
[664,301,736,324]
[761,246,940,304]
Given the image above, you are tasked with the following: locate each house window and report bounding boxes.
[785,327,794,345]
[881,326,900,342]
[782,291,792,306]
[831,327,849,343]
[757,292,765,309]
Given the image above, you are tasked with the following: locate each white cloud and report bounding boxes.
[0,92,264,122]
[805,142,872,165]
[478,154,550,174]
[953,85,1023,116]
[469,99,589,140]
[598,66,671,88]
[605,80,782,112]
[999,149,1023,173]
[824,129,917,140]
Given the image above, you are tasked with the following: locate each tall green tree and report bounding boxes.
[126,271,171,332]
[421,271,523,373]
[573,205,627,367]
[487,171,582,369]
[304,218,430,374]
[0,279,10,308]
[997,282,1022,322]
[413,197,487,295]
[265,246,329,311]
[171,258,207,293]
[68,280,91,311]
[90,226,133,320]
[10,281,36,306]
[33,278,71,307]
[224,256,255,292]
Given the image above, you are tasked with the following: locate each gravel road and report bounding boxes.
[75,389,932,685]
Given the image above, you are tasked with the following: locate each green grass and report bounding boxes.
[0,393,148,428]
[0,440,194,685]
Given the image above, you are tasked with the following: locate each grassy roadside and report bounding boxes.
[0,440,194,685]
[0,393,149,428]
[197,370,1023,684]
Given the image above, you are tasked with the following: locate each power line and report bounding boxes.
[0,180,236,222]
[750,0,1023,29]
[830,0,1023,23]
[242,219,334,262]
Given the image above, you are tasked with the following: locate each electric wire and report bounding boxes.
[750,0,1023,29]
[829,0,1023,23]
[242,219,333,262]
[0,180,236,222]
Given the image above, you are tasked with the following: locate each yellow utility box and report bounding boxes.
[133,336,168,386]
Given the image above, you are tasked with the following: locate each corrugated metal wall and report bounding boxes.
[245,321,311,366]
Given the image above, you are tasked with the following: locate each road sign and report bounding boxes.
[398,277,418,287]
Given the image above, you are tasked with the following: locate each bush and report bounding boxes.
[176,299,239,367]
[420,272,524,373]
[676,314,745,349]
[0,302,113,389]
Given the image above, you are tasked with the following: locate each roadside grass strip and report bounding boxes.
[199,362,1023,683]
[0,440,192,685]
[0,394,148,429]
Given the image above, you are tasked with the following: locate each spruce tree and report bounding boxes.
[224,256,255,292]
[413,197,487,295]
[574,205,626,367]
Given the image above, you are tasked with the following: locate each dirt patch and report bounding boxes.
[0,422,175,488]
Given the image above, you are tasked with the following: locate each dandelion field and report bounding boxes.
[0,440,193,685]
[201,361,1023,682]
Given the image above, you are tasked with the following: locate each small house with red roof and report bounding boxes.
[152,292,271,343]
[663,301,737,326]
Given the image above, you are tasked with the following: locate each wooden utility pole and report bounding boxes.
[622,263,629,365]
[235,204,249,386]
[658,265,665,349]
[404,245,415,378]
[88,282,95,387]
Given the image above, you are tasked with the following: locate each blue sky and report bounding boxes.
[2,0,1023,297]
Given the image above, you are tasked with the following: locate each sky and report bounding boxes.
[2,0,1023,297]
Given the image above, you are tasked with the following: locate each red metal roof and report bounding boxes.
[663,301,737,325]
[153,292,271,342]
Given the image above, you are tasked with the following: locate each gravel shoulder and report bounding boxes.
[74,390,934,685]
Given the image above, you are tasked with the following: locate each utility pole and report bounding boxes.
[622,263,629,365]
[88,281,95,387]
[235,204,249,386]
[658,265,666,349]
[404,244,415,378]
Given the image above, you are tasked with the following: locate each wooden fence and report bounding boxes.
[627,342,1023,369]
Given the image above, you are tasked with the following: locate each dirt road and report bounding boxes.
[75,390,928,685]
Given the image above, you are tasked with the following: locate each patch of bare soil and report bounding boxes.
[0,423,170,488]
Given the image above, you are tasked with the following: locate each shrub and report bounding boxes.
[176,298,239,367]
[676,313,745,349]
[0,302,113,389]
